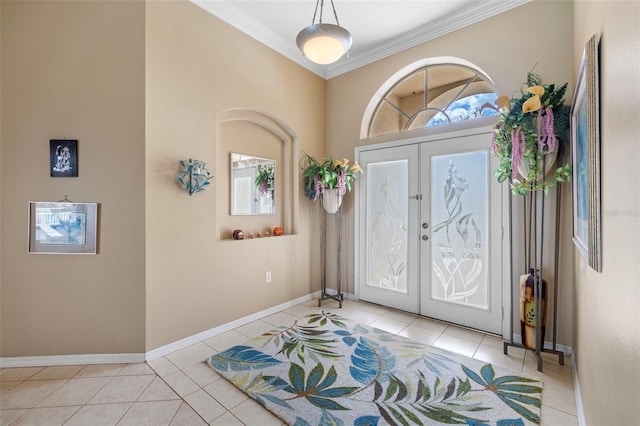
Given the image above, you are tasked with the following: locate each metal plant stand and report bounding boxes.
[318,200,343,308]
[504,150,566,372]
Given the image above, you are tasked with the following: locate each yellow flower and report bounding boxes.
[526,85,545,97]
[522,95,541,113]
[332,159,344,168]
[496,95,510,109]
[349,162,363,174]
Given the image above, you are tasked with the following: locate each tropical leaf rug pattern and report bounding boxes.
[204,312,542,425]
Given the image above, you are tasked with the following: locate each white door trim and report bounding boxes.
[354,125,512,339]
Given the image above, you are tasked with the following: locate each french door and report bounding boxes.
[357,130,503,334]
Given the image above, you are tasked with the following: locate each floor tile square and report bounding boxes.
[169,401,208,425]
[117,400,181,426]
[209,411,244,426]
[182,362,222,388]
[410,316,449,333]
[36,377,110,407]
[541,404,579,425]
[432,334,479,358]
[0,408,28,425]
[203,330,250,352]
[8,405,79,426]
[166,343,216,370]
[281,306,320,318]
[0,381,22,395]
[63,402,131,426]
[0,379,67,409]
[162,371,200,398]
[473,344,525,373]
[204,376,248,410]
[398,324,441,345]
[442,325,485,344]
[74,364,125,378]
[184,389,226,422]
[29,365,84,380]
[138,377,180,401]
[118,363,156,376]
[481,334,507,349]
[369,316,409,334]
[148,356,180,378]
[235,320,279,338]
[261,311,299,327]
[381,309,418,324]
[0,367,43,382]
[337,309,383,324]
[88,375,155,404]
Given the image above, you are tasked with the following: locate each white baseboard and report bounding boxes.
[0,291,341,369]
[571,354,586,426]
[145,292,320,361]
[0,353,145,368]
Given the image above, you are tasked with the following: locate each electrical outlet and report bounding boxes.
[265,271,272,283]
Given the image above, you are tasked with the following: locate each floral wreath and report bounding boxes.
[491,71,572,195]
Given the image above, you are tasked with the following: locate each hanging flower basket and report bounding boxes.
[301,153,362,211]
[491,72,572,195]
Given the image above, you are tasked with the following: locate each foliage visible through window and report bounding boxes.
[368,63,498,138]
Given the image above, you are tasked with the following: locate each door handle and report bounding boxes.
[422,222,429,229]
[421,235,429,241]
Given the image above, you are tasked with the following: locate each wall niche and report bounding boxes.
[216,109,298,241]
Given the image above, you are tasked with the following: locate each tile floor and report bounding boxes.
[0,299,578,425]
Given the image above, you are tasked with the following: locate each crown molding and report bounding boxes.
[192,0,329,79]
[326,0,531,79]
[192,0,531,80]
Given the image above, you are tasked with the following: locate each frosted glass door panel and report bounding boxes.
[367,160,409,292]
[420,132,502,335]
[430,151,488,309]
[358,144,419,314]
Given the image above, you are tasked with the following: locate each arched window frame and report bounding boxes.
[361,57,498,139]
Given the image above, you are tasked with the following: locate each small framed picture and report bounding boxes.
[50,139,78,177]
[28,202,98,254]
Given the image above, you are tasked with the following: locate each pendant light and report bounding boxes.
[296,0,352,65]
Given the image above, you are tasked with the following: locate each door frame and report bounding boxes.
[354,125,512,339]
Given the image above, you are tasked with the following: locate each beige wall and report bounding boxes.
[572,1,640,424]
[144,1,325,350]
[0,1,146,356]
[326,0,574,344]
[1,0,325,357]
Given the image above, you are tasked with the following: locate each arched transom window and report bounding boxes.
[367,59,499,138]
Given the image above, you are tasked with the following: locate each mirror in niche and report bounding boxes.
[231,153,276,215]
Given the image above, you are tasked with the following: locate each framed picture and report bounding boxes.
[28,202,98,254]
[571,34,601,272]
[50,139,78,177]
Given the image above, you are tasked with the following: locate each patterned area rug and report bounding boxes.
[204,312,542,425]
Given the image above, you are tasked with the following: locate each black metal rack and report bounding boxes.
[318,201,343,308]
[504,150,566,372]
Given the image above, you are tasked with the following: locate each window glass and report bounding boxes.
[369,63,497,137]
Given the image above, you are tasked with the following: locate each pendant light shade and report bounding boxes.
[296,0,352,65]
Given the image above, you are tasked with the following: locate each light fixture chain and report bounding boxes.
[311,0,321,24]
[329,0,340,26]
